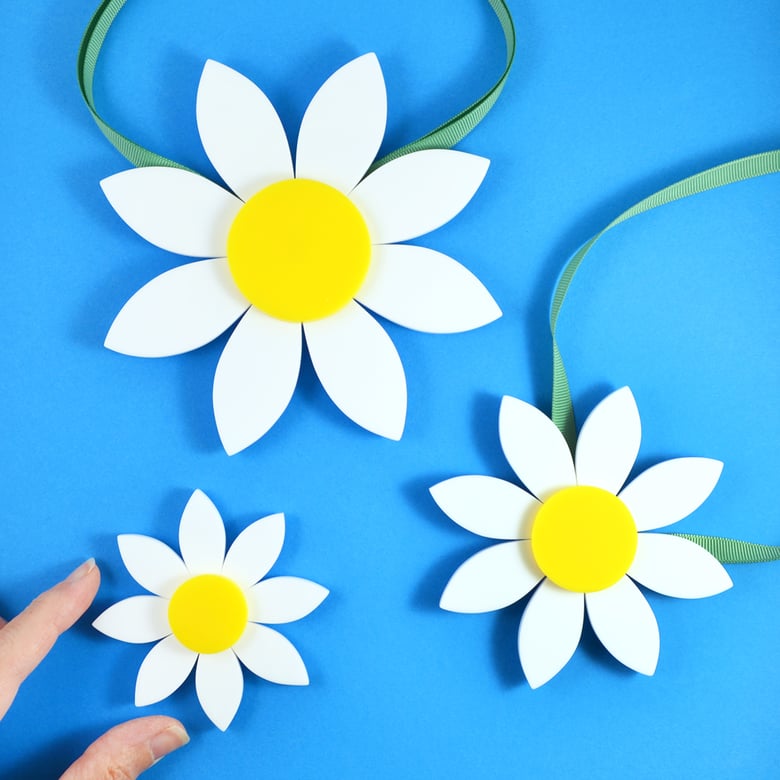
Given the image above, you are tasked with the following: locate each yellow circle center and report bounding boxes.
[168,574,248,654]
[530,486,638,593]
[226,178,372,322]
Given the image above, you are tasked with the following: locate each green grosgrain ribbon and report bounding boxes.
[77,0,515,171]
[673,535,780,565]
[548,149,780,564]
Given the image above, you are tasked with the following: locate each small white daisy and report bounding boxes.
[100,54,501,454]
[432,387,732,688]
[93,490,327,730]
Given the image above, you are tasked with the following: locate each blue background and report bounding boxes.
[1,1,779,777]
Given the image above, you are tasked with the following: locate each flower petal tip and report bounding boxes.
[201,57,224,74]
[215,412,265,456]
[716,569,734,594]
[103,322,128,355]
[257,512,286,541]
[98,174,114,193]
[220,438,248,457]
[640,659,658,677]
[438,582,461,612]
[461,152,490,184]
[522,667,551,690]
[198,59,239,97]
[134,688,156,708]
[486,300,502,324]
[355,51,380,69]
[385,424,404,442]
[361,407,406,441]
[208,709,237,731]
[428,481,447,506]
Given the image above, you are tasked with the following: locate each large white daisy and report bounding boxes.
[432,387,732,688]
[93,490,327,730]
[100,54,501,454]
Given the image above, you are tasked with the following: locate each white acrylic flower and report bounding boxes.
[100,54,501,454]
[432,387,732,688]
[93,490,328,730]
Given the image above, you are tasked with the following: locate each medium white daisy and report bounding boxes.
[100,53,501,454]
[432,387,732,688]
[93,490,328,730]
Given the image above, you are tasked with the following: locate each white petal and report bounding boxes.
[575,387,640,493]
[350,149,489,244]
[213,307,302,455]
[355,244,501,333]
[105,259,248,358]
[178,489,226,574]
[195,650,244,731]
[135,635,197,706]
[619,458,724,531]
[518,579,584,689]
[196,60,293,201]
[629,533,733,598]
[430,476,540,540]
[117,535,189,598]
[222,513,285,589]
[101,168,242,257]
[248,577,329,624]
[304,300,406,440]
[440,541,542,613]
[498,395,576,500]
[585,577,659,675]
[92,596,171,644]
[233,623,309,685]
[295,53,386,193]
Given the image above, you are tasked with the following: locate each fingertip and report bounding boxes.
[64,558,97,583]
[61,558,101,605]
[60,716,189,779]
[150,722,190,762]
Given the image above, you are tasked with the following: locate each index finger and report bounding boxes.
[0,559,100,719]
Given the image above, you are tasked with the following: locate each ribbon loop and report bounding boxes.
[78,0,515,171]
[548,151,780,564]
[550,150,780,446]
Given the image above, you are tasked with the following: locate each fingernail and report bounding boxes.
[150,725,190,763]
[65,558,96,582]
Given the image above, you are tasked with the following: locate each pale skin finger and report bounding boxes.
[60,716,189,780]
[0,561,189,776]
[0,559,100,718]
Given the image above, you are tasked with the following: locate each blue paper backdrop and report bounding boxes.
[1,1,778,777]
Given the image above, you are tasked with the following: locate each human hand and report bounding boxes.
[0,559,189,778]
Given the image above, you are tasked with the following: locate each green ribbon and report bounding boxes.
[550,150,780,446]
[548,150,780,564]
[77,0,515,171]
[672,535,780,565]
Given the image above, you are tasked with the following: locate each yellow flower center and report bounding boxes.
[227,178,372,322]
[168,574,249,654]
[530,486,638,593]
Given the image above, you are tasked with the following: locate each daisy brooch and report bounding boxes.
[93,490,328,730]
[432,386,732,688]
[100,53,500,453]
